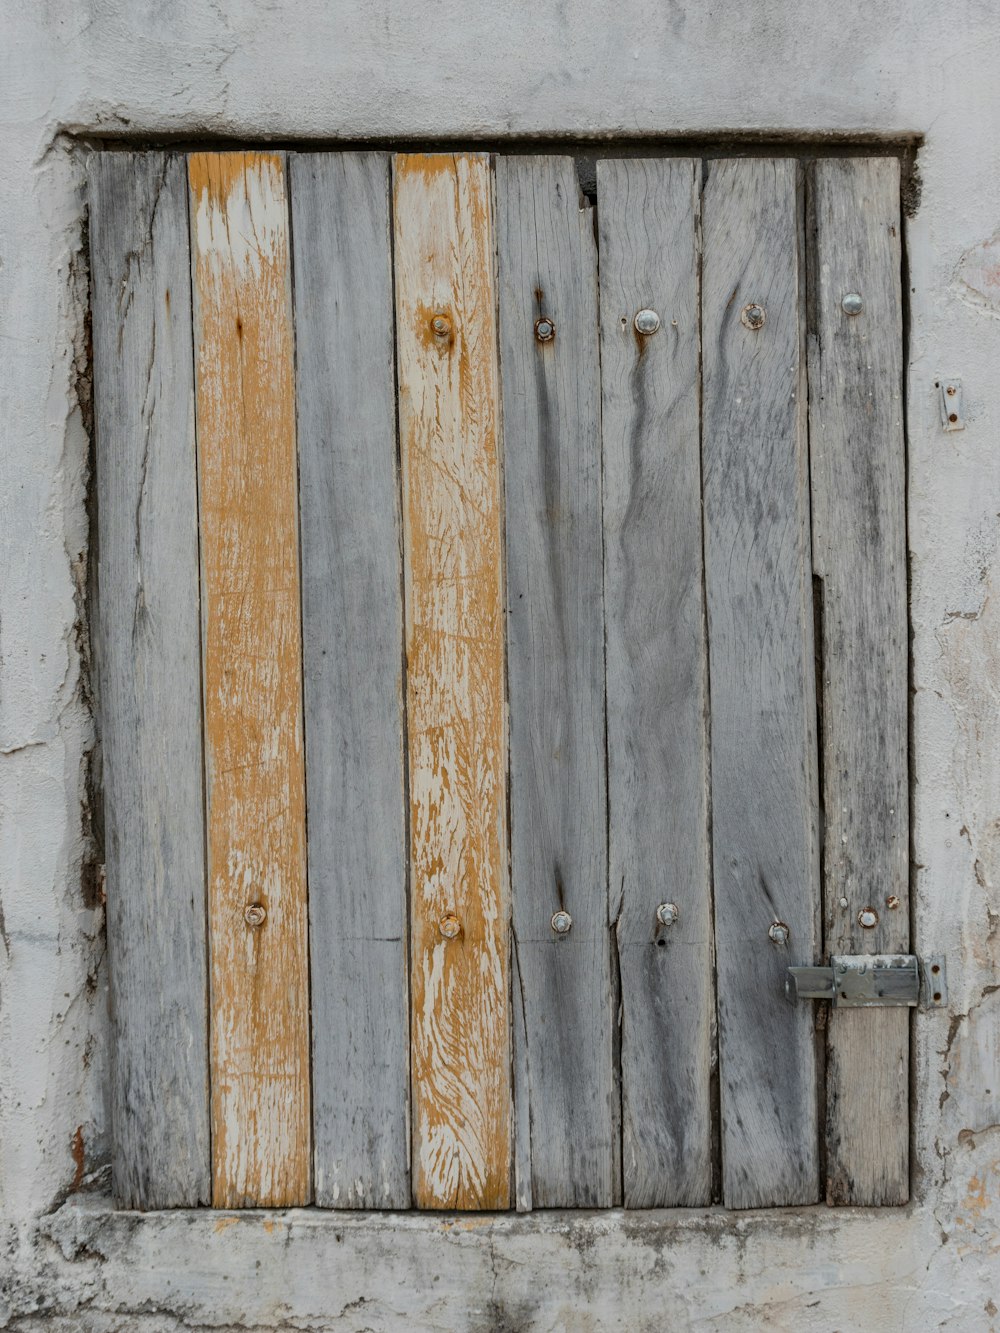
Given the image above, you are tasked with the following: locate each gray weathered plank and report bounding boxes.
[289,152,410,1209]
[597,158,714,1208]
[89,152,210,1208]
[701,157,821,1209]
[497,155,615,1209]
[809,157,908,1206]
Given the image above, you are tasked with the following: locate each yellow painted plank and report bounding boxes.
[189,151,311,1207]
[393,153,511,1210]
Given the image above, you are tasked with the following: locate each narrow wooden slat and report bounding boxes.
[597,158,713,1208]
[701,158,821,1209]
[497,156,614,1208]
[89,153,210,1208]
[290,152,409,1209]
[809,158,908,1206]
[393,153,511,1210]
[189,151,311,1208]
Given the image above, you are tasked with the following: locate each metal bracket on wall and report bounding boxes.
[787,954,948,1010]
[938,376,964,431]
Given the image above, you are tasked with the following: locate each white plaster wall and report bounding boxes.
[2,1,999,1327]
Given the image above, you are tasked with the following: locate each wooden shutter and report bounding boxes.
[90,149,907,1212]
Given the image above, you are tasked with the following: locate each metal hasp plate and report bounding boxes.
[788,955,920,1008]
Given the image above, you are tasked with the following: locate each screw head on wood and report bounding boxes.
[768,921,789,944]
[741,303,766,331]
[886,895,900,910]
[634,309,661,336]
[439,913,462,940]
[655,902,679,927]
[858,907,879,929]
[534,317,556,343]
[431,313,452,338]
[551,909,572,935]
[243,903,267,929]
[842,292,864,316]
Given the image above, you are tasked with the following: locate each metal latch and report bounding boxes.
[788,955,948,1009]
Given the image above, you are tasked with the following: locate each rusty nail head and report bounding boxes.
[842,292,864,316]
[634,309,661,336]
[656,902,679,927]
[431,313,452,338]
[887,895,900,910]
[858,907,879,929]
[534,317,555,342]
[439,913,462,940]
[768,921,789,944]
[244,903,267,929]
[741,303,766,331]
[551,909,572,935]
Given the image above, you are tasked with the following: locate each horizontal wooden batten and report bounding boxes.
[189,151,312,1208]
[393,152,512,1210]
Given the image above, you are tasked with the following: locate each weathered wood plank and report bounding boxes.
[290,152,409,1209]
[497,155,614,1208]
[89,152,210,1209]
[701,157,821,1209]
[189,151,311,1208]
[809,157,908,1206]
[393,152,511,1210]
[597,158,714,1208]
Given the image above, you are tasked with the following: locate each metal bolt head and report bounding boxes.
[655,902,679,927]
[243,903,267,929]
[634,308,661,336]
[551,909,572,935]
[431,313,452,338]
[534,317,556,343]
[858,907,879,929]
[768,921,790,945]
[842,292,864,316]
[886,894,900,910]
[439,913,462,940]
[741,303,766,331]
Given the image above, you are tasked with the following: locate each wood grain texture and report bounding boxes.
[290,152,409,1209]
[393,153,511,1210]
[496,155,614,1209]
[701,158,821,1209]
[89,152,210,1209]
[808,157,909,1206]
[597,158,714,1208]
[189,151,311,1208]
